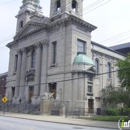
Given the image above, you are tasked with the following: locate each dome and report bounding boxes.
[73,52,95,66]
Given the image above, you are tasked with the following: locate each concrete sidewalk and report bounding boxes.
[0,112,118,129]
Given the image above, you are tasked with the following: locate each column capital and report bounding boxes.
[35,42,42,49]
[21,48,27,53]
[40,39,49,47]
[17,49,22,55]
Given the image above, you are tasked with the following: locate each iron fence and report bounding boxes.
[40,100,99,117]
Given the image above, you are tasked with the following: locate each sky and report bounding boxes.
[0,0,130,73]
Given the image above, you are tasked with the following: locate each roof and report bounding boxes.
[110,42,130,50]
[91,41,126,56]
[0,72,8,77]
[110,42,130,56]
[73,52,95,66]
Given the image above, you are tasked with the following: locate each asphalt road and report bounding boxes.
[0,116,116,130]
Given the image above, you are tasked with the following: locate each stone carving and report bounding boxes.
[41,92,54,100]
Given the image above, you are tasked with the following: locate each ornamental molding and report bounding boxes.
[21,48,27,53]
[68,15,97,32]
[14,21,49,41]
[17,49,22,55]
[41,39,49,47]
[49,15,97,32]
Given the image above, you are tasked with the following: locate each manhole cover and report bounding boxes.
[73,127,84,129]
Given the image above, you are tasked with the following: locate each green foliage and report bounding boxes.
[80,116,129,122]
[102,84,129,108]
[104,107,130,116]
[105,108,119,116]
[118,107,130,116]
[116,54,130,89]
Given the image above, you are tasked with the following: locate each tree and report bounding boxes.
[116,54,130,89]
[102,84,129,108]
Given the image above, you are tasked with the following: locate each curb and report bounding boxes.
[0,114,118,129]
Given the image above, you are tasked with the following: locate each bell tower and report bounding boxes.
[16,0,43,33]
[50,0,83,19]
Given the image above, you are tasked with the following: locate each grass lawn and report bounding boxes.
[80,116,130,122]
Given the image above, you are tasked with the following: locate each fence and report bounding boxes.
[40,100,99,117]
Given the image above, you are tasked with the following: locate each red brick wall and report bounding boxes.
[0,75,7,97]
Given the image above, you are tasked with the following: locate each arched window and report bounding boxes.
[20,21,23,29]
[56,0,61,11]
[31,51,36,68]
[72,0,77,12]
[95,59,99,74]
[107,63,111,78]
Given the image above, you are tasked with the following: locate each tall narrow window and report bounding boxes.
[95,59,99,74]
[88,85,92,93]
[20,21,23,29]
[52,41,57,64]
[72,0,77,12]
[31,51,36,68]
[14,55,18,72]
[56,0,61,11]
[77,39,85,53]
[107,63,111,78]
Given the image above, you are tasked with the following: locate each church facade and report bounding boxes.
[6,0,125,112]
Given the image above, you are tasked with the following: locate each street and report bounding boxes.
[0,116,117,130]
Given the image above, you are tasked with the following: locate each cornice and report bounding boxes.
[49,15,97,32]
[6,41,17,49]
[14,22,49,41]
[69,15,97,32]
[8,15,97,48]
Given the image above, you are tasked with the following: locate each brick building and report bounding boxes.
[0,72,8,98]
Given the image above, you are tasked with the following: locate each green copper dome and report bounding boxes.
[73,52,95,66]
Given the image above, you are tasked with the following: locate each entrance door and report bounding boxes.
[88,99,93,113]
[29,86,34,103]
[49,83,57,99]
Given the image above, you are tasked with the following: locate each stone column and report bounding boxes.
[32,43,42,103]
[40,40,48,97]
[79,73,84,100]
[14,50,22,99]
[19,48,27,103]
[73,73,78,101]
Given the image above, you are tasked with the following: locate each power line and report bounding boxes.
[107,36,130,47]
[0,0,17,6]
[5,67,130,88]
[83,0,104,10]
[83,0,111,15]
[99,30,130,44]
[0,0,110,44]
[0,34,14,43]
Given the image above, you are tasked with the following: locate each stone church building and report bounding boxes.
[6,0,125,112]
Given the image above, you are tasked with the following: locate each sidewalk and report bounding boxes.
[0,112,118,129]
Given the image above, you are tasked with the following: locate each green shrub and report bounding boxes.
[105,108,130,116]
[118,107,130,116]
[105,108,119,116]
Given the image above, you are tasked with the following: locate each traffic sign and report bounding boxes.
[2,96,8,103]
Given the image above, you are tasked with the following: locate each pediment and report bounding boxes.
[14,22,48,40]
